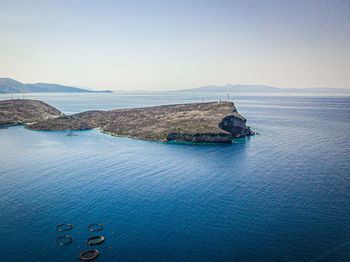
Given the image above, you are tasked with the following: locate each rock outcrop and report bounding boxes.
[166,133,233,143]
[219,115,252,138]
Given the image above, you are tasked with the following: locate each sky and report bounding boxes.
[0,0,349,91]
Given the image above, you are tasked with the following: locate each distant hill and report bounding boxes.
[0,78,112,93]
[176,84,350,93]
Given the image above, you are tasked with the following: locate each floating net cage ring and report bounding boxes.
[86,235,105,246]
[56,235,73,246]
[88,223,104,232]
[56,223,73,231]
[79,249,99,261]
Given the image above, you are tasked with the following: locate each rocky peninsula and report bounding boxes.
[1,99,253,143]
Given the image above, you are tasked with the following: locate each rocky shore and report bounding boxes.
[1,99,253,143]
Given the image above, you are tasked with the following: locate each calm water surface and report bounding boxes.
[0,92,350,261]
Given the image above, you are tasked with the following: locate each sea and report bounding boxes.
[0,92,349,262]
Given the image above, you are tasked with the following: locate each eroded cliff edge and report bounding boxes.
[1,99,253,143]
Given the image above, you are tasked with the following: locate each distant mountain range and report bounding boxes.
[0,78,112,93]
[176,84,350,93]
[2,78,349,94]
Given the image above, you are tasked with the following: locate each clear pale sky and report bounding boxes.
[1,0,349,91]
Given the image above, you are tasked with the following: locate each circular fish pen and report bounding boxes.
[56,235,73,246]
[79,249,99,261]
[88,224,104,232]
[56,223,73,232]
[87,236,105,246]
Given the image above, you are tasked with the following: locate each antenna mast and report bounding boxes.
[227,85,230,102]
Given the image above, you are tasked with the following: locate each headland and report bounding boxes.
[1,99,253,143]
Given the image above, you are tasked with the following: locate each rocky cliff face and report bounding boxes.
[219,115,252,138]
[166,133,233,143]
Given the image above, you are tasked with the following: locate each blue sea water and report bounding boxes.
[0,92,350,262]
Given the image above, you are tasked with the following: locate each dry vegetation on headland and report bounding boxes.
[0,99,62,127]
[0,99,253,143]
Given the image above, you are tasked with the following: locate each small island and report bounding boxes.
[1,99,253,143]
